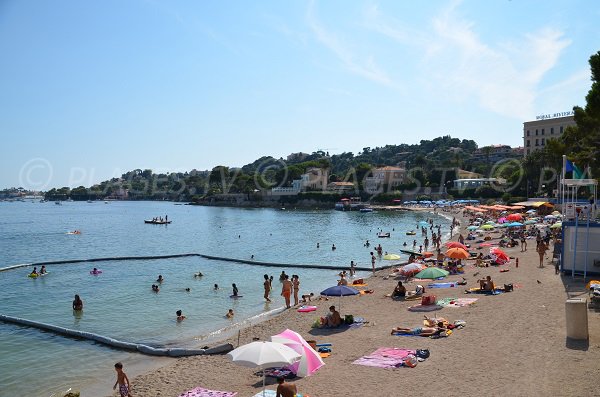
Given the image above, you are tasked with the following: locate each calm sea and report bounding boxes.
[0,201,451,396]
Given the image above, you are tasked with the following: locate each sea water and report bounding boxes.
[0,201,452,396]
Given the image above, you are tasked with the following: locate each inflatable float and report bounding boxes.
[230,295,243,299]
[297,305,317,313]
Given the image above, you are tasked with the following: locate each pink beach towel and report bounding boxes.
[446,298,478,308]
[178,387,237,397]
[353,347,416,368]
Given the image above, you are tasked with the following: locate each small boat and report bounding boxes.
[359,208,373,213]
[406,231,416,235]
[377,232,391,238]
[144,220,172,225]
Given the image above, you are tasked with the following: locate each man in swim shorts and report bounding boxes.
[281,275,292,308]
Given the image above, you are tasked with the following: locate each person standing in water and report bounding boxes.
[232,283,239,297]
[263,274,271,302]
[281,275,292,308]
[292,275,300,306]
[72,294,83,311]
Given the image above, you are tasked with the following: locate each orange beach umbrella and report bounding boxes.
[445,248,470,259]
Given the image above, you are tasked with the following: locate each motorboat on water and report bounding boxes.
[406,231,416,235]
[144,219,172,225]
[377,232,391,238]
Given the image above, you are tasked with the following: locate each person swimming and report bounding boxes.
[194,272,203,277]
[214,284,219,290]
[151,284,159,292]
[156,275,164,283]
[40,265,47,274]
[30,267,38,276]
[226,309,234,318]
[176,310,186,321]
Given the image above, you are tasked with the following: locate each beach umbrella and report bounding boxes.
[415,267,449,279]
[383,253,401,260]
[270,329,325,377]
[480,224,494,230]
[550,222,563,229]
[484,221,496,225]
[227,341,301,396]
[479,243,493,247]
[490,248,510,265]
[506,213,523,221]
[552,210,561,216]
[445,247,470,259]
[524,220,537,225]
[507,222,523,227]
[467,225,478,231]
[446,241,469,250]
[526,209,537,214]
[497,217,507,224]
[400,262,426,275]
[320,285,359,312]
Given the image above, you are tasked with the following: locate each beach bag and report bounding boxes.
[344,314,354,324]
[403,354,418,368]
[504,283,513,292]
[421,295,436,306]
[416,349,430,359]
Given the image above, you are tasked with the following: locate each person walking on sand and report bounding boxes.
[281,275,292,308]
[537,242,548,268]
[263,274,271,302]
[292,275,300,306]
[113,362,132,397]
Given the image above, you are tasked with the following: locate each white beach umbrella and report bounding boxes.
[227,341,301,396]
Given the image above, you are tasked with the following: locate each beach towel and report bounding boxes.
[464,288,503,295]
[262,368,294,378]
[436,297,478,307]
[178,387,237,397]
[428,282,458,288]
[353,347,416,368]
[251,391,308,397]
[408,304,443,312]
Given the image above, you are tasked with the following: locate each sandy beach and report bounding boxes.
[113,212,600,397]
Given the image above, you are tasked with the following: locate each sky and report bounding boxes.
[1,0,598,190]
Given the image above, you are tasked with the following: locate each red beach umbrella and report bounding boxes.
[506,213,523,221]
[446,241,469,250]
[490,247,510,265]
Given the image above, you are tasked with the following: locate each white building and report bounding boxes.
[365,166,406,194]
[523,113,576,156]
[453,178,506,190]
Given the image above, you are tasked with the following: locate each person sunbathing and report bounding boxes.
[392,281,406,298]
[479,276,495,291]
[391,322,445,336]
[320,305,342,328]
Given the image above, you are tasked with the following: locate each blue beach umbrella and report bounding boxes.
[320,285,359,312]
[507,222,523,227]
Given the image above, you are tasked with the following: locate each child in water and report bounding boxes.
[226,309,234,318]
[176,310,186,321]
[232,283,238,297]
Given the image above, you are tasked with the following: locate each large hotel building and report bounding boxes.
[523,112,576,156]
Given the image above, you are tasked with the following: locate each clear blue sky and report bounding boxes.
[1,0,598,190]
